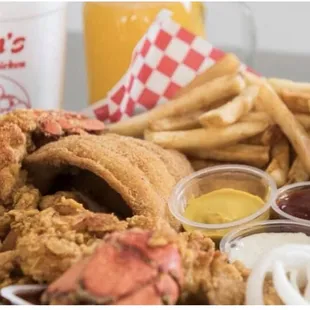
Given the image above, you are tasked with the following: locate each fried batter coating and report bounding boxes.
[177,231,248,305]
[0,164,27,205]
[206,252,246,305]
[25,134,193,230]
[0,206,11,240]
[0,123,27,170]
[0,250,18,289]
[39,191,83,211]
[8,197,127,283]
[13,185,41,210]
[0,110,254,305]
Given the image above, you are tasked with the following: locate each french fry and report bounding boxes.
[280,90,310,113]
[186,144,270,168]
[148,110,202,131]
[174,53,240,98]
[241,71,266,87]
[266,138,290,187]
[257,85,310,173]
[144,121,269,151]
[148,95,237,132]
[268,78,310,95]
[199,85,260,127]
[287,157,309,184]
[189,159,222,171]
[243,125,282,146]
[261,125,283,146]
[295,113,310,129]
[107,74,245,137]
[240,111,273,124]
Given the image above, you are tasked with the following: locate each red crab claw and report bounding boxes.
[41,229,183,305]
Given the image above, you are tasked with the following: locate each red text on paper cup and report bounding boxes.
[0,32,26,69]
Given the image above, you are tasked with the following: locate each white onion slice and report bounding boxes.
[273,260,308,305]
[246,244,310,305]
[304,264,310,301]
[289,269,299,291]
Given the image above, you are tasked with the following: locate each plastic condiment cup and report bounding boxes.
[168,164,277,242]
[272,181,310,224]
[220,219,310,266]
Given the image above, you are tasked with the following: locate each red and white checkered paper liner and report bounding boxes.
[82,10,250,123]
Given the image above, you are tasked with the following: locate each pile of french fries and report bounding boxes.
[108,54,310,187]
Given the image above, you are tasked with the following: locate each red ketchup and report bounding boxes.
[277,188,310,220]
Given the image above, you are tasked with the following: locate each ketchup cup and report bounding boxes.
[272,181,310,224]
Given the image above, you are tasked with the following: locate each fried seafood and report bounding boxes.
[42,229,183,305]
[0,109,252,305]
[9,200,127,283]
[0,110,105,206]
[25,134,193,230]
[42,229,248,305]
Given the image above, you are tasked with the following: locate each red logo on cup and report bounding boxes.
[0,33,25,54]
[0,75,30,113]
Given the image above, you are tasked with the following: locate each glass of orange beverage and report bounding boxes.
[83,2,255,106]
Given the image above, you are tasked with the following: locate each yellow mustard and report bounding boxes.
[183,188,267,240]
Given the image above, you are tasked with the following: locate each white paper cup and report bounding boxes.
[0,3,67,113]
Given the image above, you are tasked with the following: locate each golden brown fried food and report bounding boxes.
[0,110,106,207]
[0,109,253,305]
[206,252,246,305]
[0,164,27,206]
[13,185,41,210]
[0,123,27,171]
[0,109,105,137]
[263,277,283,305]
[25,134,193,230]
[9,199,127,283]
[0,206,11,240]
[39,191,87,212]
[177,231,248,305]
[0,250,18,289]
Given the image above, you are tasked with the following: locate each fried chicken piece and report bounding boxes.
[0,123,28,206]
[42,229,183,305]
[206,252,246,305]
[0,123,27,170]
[177,231,215,304]
[39,192,86,212]
[0,250,18,288]
[13,185,40,210]
[178,232,247,305]
[42,229,248,305]
[0,206,11,240]
[0,110,105,208]
[0,164,27,205]
[39,191,110,213]
[9,198,127,283]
